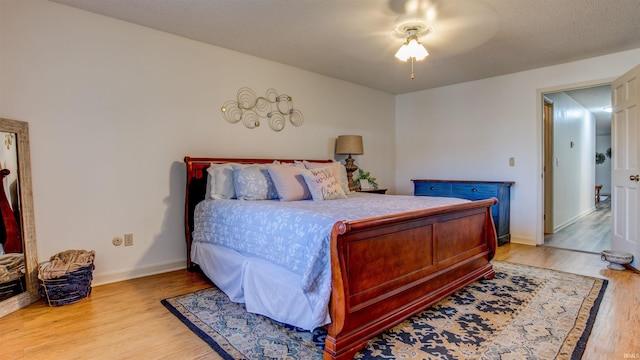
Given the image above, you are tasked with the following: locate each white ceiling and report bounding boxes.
[565,85,612,136]
[48,0,638,136]
[49,0,640,95]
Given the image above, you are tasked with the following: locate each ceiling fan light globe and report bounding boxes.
[394,44,410,61]
[414,51,428,61]
[406,38,429,60]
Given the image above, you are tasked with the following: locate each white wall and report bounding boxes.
[545,92,595,231]
[596,135,612,195]
[3,0,639,282]
[0,0,396,284]
[396,48,640,245]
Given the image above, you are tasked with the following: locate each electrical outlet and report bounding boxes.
[124,233,134,246]
[112,237,123,246]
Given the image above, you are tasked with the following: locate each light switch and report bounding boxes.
[509,157,515,166]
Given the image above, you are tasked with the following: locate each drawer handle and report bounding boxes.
[430,186,435,190]
[471,187,478,192]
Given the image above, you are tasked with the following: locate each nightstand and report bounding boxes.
[357,188,387,194]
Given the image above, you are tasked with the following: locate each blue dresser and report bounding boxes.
[413,179,514,246]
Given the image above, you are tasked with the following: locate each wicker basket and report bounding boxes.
[39,263,95,306]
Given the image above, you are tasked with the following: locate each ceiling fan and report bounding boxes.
[389,0,499,79]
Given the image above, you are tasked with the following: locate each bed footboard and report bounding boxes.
[324,198,498,360]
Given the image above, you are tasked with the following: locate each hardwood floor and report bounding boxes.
[1,270,221,360]
[2,243,638,359]
[544,197,611,253]
[494,243,640,359]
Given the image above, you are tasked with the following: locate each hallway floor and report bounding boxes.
[544,197,611,253]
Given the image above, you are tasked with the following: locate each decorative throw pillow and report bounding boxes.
[303,160,351,194]
[337,162,351,194]
[301,166,348,201]
[266,164,311,201]
[232,165,278,200]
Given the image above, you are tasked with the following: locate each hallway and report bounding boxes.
[544,197,611,253]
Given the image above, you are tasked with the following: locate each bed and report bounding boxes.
[184,156,498,360]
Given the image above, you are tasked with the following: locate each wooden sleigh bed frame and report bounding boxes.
[184,156,498,360]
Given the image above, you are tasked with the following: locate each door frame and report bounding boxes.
[537,77,616,245]
[543,97,554,234]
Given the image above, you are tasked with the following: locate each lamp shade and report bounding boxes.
[335,135,364,155]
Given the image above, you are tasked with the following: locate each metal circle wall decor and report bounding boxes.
[220,87,304,132]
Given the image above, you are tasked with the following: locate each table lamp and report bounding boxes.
[335,135,364,191]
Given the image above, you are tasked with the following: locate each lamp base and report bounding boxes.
[344,155,358,192]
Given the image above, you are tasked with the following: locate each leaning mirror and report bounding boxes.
[0,118,38,317]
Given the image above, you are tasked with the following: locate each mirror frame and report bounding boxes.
[0,118,38,317]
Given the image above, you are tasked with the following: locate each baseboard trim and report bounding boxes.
[509,236,536,246]
[553,207,596,233]
[92,259,185,286]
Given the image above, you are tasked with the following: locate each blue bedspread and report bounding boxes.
[192,193,469,329]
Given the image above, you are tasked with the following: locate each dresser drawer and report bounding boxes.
[451,183,497,200]
[413,179,513,246]
[414,182,452,197]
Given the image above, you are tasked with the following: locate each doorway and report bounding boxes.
[542,84,612,253]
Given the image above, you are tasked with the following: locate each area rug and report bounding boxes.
[161,261,607,359]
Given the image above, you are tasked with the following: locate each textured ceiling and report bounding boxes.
[48,0,640,95]
[47,0,637,135]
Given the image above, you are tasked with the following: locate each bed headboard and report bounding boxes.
[183,156,333,270]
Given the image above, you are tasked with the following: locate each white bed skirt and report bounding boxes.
[191,241,331,330]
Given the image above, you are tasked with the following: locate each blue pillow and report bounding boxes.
[232,165,278,200]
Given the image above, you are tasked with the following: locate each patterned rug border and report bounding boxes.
[162,261,608,360]
[498,261,609,360]
[162,297,237,360]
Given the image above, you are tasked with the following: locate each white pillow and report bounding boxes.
[303,160,351,194]
[205,162,215,199]
[301,166,348,201]
[266,164,311,201]
[206,163,238,199]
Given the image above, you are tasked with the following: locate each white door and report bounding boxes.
[611,64,640,268]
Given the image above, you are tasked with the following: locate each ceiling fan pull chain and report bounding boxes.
[411,57,415,79]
